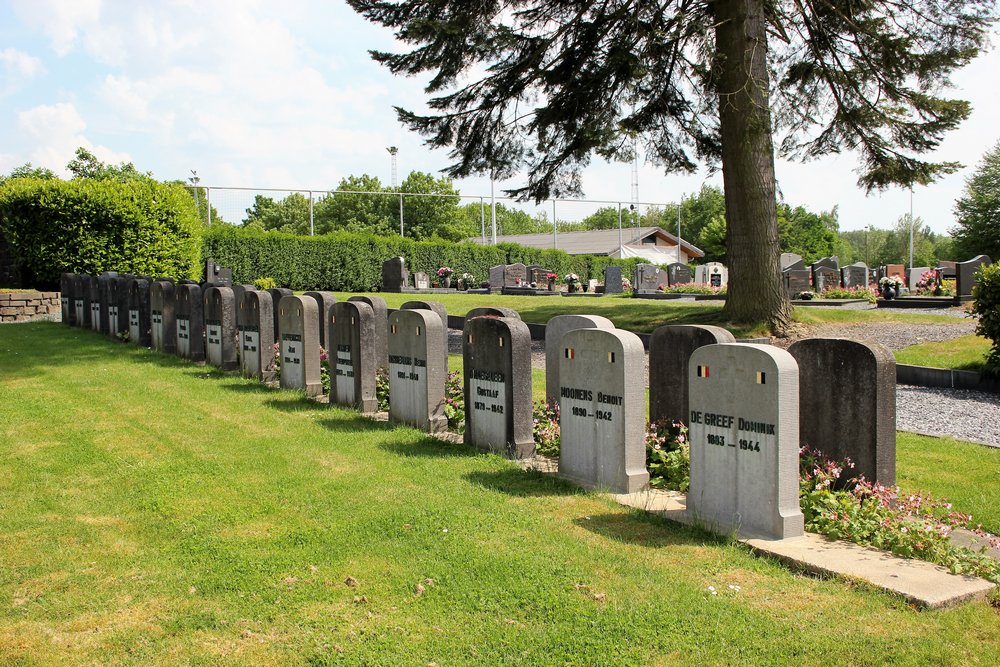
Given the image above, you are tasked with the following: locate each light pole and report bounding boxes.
[908,186,914,270]
[386,147,402,236]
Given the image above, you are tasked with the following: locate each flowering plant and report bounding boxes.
[916,269,938,290]
[621,277,632,290]
[545,272,559,280]
[645,419,689,491]
[563,272,579,284]
[437,266,454,278]
[878,274,904,288]
[532,400,561,457]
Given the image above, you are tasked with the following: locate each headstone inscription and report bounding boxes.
[203,259,233,286]
[544,314,615,401]
[174,283,205,361]
[401,300,449,354]
[812,266,840,292]
[788,338,896,486]
[413,272,430,290]
[277,295,323,396]
[150,281,177,354]
[266,288,293,342]
[204,286,238,370]
[387,308,448,433]
[603,266,623,294]
[504,263,528,287]
[237,290,275,381]
[695,262,729,287]
[112,276,131,340]
[667,262,692,286]
[780,253,805,271]
[127,278,152,347]
[634,264,667,292]
[649,325,736,426]
[60,273,75,325]
[382,256,409,292]
[463,316,534,458]
[956,255,992,297]
[348,295,389,372]
[466,306,520,320]
[558,328,648,493]
[73,274,87,327]
[87,276,102,332]
[329,301,378,412]
[840,262,869,288]
[687,344,804,540]
[303,291,336,350]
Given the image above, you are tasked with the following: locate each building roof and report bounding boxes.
[467,226,704,259]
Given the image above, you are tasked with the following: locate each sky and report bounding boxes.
[0,0,997,236]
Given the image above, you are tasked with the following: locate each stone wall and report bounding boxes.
[0,291,61,323]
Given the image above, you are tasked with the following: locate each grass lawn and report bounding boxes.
[2,322,999,665]
[895,335,991,371]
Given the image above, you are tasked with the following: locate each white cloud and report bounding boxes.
[11,0,102,56]
[17,102,132,174]
[0,48,44,78]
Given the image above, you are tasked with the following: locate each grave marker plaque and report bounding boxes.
[840,262,869,288]
[687,343,804,540]
[387,309,448,433]
[348,295,389,371]
[504,263,528,287]
[127,278,151,346]
[413,272,430,290]
[329,301,378,412]
[303,291,336,349]
[174,283,205,361]
[204,286,238,370]
[382,256,408,292]
[667,262,692,286]
[788,338,896,486]
[558,328,648,493]
[238,290,275,381]
[649,325,736,426]
[278,295,323,396]
[60,273,75,325]
[463,316,534,458]
[603,266,623,294]
[401,300,449,354]
[150,281,177,354]
[545,314,615,401]
[956,255,992,297]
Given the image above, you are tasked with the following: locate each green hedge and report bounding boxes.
[201,226,647,291]
[0,178,202,284]
[970,262,1000,377]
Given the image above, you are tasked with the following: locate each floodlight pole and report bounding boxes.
[552,199,557,248]
[908,187,914,270]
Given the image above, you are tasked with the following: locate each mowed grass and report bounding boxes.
[1,324,999,665]
[895,335,992,371]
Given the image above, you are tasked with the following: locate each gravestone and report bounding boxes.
[204,286,238,370]
[840,262,869,288]
[72,274,87,327]
[649,325,736,426]
[111,276,131,340]
[603,266,623,294]
[266,288,293,342]
[60,273,75,325]
[956,255,992,297]
[329,301,379,412]
[303,291,336,350]
[788,338,895,485]
[883,263,905,283]
[695,262,728,287]
[230,284,255,313]
[88,276,102,332]
[382,256,409,292]
[558,328,648,493]
[95,274,116,334]
[401,300,449,354]
[780,253,805,271]
[634,264,667,292]
[127,278,152,347]
[463,316,534,458]
[150,281,177,354]
[783,270,812,297]
[387,308,448,433]
[413,272,430,290]
[466,306,520,320]
[277,295,323,396]
[544,314,615,401]
[237,289,275,381]
[687,343,804,540]
[936,260,957,280]
[174,283,205,362]
[812,266,840,292]
[348,295,389,372]
[488,265,505,290]
[907,267,931,289]
[504,263,528,287]
[203,259,233,286]
[667,262,692,286]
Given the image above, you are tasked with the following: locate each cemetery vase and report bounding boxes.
[443,277,451,289]
[882,285,896,300]
[547,279,556,291]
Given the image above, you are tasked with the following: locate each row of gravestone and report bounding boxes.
[60,276,896,542]
[632,262,729,292]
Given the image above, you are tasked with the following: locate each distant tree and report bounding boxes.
[314,174,395,236]
[952,141,1000,261]
[778,205,839,263]
[241,193,312,235]
[678,186,727,244]
[873,215,937,267]
[0,163,57,185]
[458,201,548,237]
[397,170,470,240]
[66,147,150,182]
[697,216,728,264]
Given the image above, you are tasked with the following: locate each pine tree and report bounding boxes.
[952,141,1000,262]
[349,0,994,332]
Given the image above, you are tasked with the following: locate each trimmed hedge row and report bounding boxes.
[0,178,202,284]
[201,225,646,291]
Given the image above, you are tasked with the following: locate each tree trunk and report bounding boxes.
[712,0,791,334]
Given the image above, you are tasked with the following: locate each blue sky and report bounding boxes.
[1,0,997,236]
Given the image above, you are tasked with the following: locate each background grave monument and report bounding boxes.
[667,262,692,286]
[266,288,293,342]
[387,308,447,433]
[88,276,102,332]
[112,276,131,340]
[278,295,323,396]
[603,266,623,294]
[304,291,336,350]
[956,255,991,297]
[60,273,75,325]
[204,286,238,370]
[238,290,275,381]
[840,262,869,288]
[382,257,409,292]
[329,301,379,412]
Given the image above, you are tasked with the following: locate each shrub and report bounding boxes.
[0,177,201,285]
[444,370,465,433]
[254,276,278,290]
[821,285,877,303]
[532,400,560,458]
[646,419,690,491]
[969,262,1000,377]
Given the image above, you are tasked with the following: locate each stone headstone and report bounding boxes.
[174,283,206,362]
[488,265,504,290]
[72,274,87,327]
[413,272,430,290]
[956,255,992,297]
[60,273,75,325]
[545,314,615,401]
[463,316,534,459]
[329,301,379,413]
[780,253,805,271]
[203,259,233,286]
[504,263,528,287]
[687,344,804,540]
[150,281,177,354]
[111,276,131,341]
[382,256,409,292]
[238,290,275,381]
[526,266,552,285]
[277,295,323,396]
[695,262,728,287]
[87,276,102,332]
[667,262,692,286]
[936,260,956,279]
[348,295,389,372]
[466,307,520,320]
[788,338,896,485]
[231,285,255,314]
[603,266,623,294]
[840,262,869,288]
[95,274,116,334]
[387,308,448,433]
[883,264,905,283]
[649,325,736,426]
[634,264,667,292]
[812,266,840,292]
[266,288,293,342]
[127,278,151,347]
[204,286,238,371]
[303,291,336,350]
[906,267,931,289]
[558,328,648,493]
[401,300,449,354]
[783,270,812,297]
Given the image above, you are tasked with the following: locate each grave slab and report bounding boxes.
[60,273,75,325]
[266,288,293,342]
[603,266,623,294]
[956,255,992,297]
[382,257,409,292]
[304,291,336,350]
[387,308,447,433]
[150,281,177,354]
[126,278,151,346]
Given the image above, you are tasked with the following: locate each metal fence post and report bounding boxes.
[399,193,404,237]
[206,187,212,227]
[309,191,315,236]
